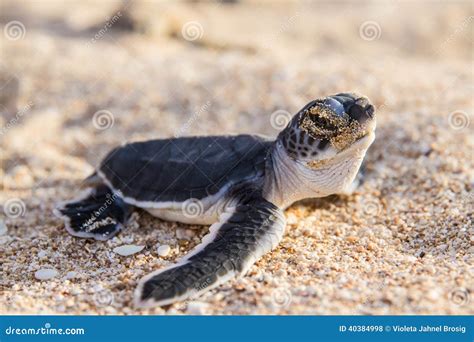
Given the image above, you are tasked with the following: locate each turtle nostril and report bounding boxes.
[325,94,374,123]
[348,103,374,123]
[348,104,365,121]
[365,104,375,118]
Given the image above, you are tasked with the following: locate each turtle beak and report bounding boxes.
[328,93,375,125]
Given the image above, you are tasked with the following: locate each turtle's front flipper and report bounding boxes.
[134,194,286,307]
[54,185,132,241]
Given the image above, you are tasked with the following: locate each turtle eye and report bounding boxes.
[308,113,338,131]
[323,98,345,117]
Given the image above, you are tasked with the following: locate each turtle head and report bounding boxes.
[276,93,376,195]
[278,93,376,162]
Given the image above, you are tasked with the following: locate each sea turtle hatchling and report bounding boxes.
[54,92,376,307]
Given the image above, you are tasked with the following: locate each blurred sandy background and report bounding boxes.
[0,0,473,315]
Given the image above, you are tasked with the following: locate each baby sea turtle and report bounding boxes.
[54,92,376,307]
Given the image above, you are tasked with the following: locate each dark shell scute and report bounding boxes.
[100,135,272,203]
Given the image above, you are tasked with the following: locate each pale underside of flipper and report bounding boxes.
[134,194,286,307]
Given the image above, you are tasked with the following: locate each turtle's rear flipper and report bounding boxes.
[134,194,286,307]
[54,185,131,241]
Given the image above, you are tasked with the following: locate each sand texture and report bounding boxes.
[0,1,473,315]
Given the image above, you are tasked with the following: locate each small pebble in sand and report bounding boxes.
[37,250,48,258]
[346,236,358,243]
[35,268,58,280]
[286,213,298,225]
[121,236,134,244]
[367,242,377,251]
[9,165,35,187]
[176,228,196,240]
[113,244,144,256]
[157,244,171,257]
[65,271,78,279]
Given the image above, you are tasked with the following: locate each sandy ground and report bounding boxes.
[0,1,473,315]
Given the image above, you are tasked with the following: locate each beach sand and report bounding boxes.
[0,1,472,315]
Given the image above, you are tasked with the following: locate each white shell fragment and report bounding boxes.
[157,244,171,257]
[37,250,48,258]
[34,268,58,280]
[65,271,78,279]
[113,244,144,256]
